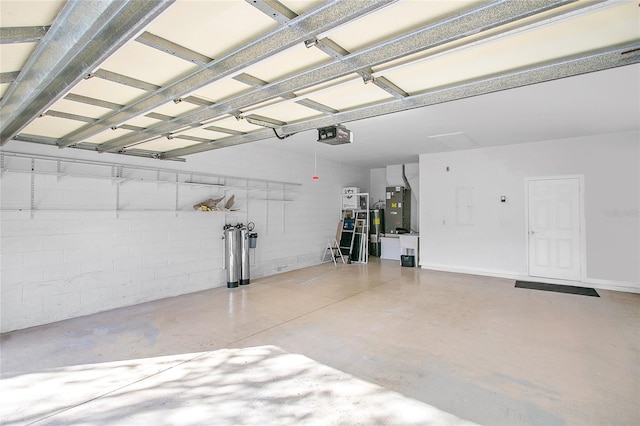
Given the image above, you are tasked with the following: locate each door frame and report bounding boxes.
[524,175,587,282]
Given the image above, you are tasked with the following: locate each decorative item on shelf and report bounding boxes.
[193,195,237,212]
[193,196,223,210]
[224,194,235,210]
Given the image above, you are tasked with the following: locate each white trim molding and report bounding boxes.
[422,264,640,294]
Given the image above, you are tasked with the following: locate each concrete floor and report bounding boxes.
[1,259,639,425]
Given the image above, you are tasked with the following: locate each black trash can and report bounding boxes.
[401,255,415,267]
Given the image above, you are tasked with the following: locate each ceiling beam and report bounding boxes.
[56,0,396,148]
[89,69,161,92]
[98,0,577,152]
[246,0,298,24]
[0,0,175,146]
[159,44,640,159]
[0,26,49,44]
[373,76,409,99]
[313,37,375,82]
[12,134,60,146]
[145,112,175,121]
[233,73,270,88]
[0,71,20,84]
[11,133,186,161]
[233,73,296,99]
[203,126,246,135]
[315,37,407,94]
[182,96,215,107]
[314,37,350,59]
[64,93,124,110]
[295,99,339,114]
[135,31,213,67]
[119,124,146,132]
[244,114,287,128]
[45,110,97,124]
[171,135,211,143]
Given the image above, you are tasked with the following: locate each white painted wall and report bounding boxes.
[369,168,386,209]
[419,131,639,293]
[0,142,368,332]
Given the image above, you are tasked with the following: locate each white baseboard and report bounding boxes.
[421,263,523,281]
[421,263,640,294]
[581,277,640,294]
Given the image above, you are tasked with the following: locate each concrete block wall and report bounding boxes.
[1,141,369,332]
[1,210,225,332]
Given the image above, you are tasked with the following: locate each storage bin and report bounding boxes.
[401,255,415,267]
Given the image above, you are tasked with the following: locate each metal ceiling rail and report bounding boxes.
[204,126,246,136]
[372,76,410,99]
[314,35,408,97]
[173,135,211,144]
[233,73,297,100]
[312,37,376,85]
[159,43,640,159]
[97,0,577,153]
[152,0,620,148]
[0,26,49,43]
[45,110,97,124]
[64,93,124,110]
[135,31,213,67]
[146,112,174,121]
[56,0,396,148]
[0,0,175,146]
[247,0,298,24]
[182,96,215,107]
[12,134,186,162]
[89,69,161,92]
[234,73,271,88]
[295,99,339,114]
[119,124,146,132]
[0,71,20,84]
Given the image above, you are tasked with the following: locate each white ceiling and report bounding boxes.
[1,0,639,168]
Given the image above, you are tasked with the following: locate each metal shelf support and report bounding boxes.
[30,158,35,219]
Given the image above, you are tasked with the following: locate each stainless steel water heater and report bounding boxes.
[223,224,240,288]
[239,225,250,285]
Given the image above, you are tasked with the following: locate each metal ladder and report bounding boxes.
[339,210,357,263]
[323,220,346,265]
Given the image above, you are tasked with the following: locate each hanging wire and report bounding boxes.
[313,144,319,180]
[273,128,295,140]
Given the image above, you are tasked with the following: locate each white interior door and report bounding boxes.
[528,178,582,281]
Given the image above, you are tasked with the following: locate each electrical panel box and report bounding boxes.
[341,187,359,209]
[385,186,411,234]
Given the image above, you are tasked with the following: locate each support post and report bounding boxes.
[30,158,35,219]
